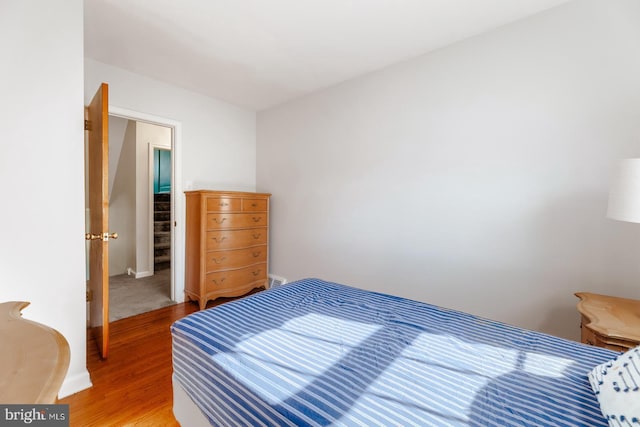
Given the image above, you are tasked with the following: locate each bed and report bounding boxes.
[171,278,636,426]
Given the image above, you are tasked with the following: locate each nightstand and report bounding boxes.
[575,292,640,352]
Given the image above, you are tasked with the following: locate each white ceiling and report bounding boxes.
[84,0,572,111]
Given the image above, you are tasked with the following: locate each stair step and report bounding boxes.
[154,201,170,211]
[154,231,170,244]
[154,221,171,232]
[154,254,171,263]
[154,211,171,221]
[152,192,171,270]
[154,261,171,271]
[154,246,170,257]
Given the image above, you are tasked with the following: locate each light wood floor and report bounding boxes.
[58,293,260,426]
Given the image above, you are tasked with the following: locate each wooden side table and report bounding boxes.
[0,301,70,403]
[575,292,640,352]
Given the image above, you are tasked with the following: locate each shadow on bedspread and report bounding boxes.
[172,278,611,426]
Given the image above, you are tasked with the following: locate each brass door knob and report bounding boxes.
[85,232,118,241]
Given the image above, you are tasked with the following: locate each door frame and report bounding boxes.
[109,106,184,302]
[148,142,172,276]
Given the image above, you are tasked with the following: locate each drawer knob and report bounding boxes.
[252,251,261,257]
[252,270,261,276]
[251,203,257,207]
[212,236,227,243]
[252,233,261,239]
[211,257,227,264]
[219,202,228,207]
[212,278,226,285]
[252,217,262,222]
[213,217,227,224]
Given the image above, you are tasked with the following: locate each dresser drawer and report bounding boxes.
[206,228,267,250]
[185,190,271,309]
[242,198,268,212]
[206,245,267,271]
[580,319,598,347]
[205,263,267,293]
[206,197,241,212]
[206,213,268,230]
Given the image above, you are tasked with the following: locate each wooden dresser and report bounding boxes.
[185,190,271,309]
[575,292,640,352]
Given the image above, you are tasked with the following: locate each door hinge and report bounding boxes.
[86,290,93,302]
[84,120,92,131]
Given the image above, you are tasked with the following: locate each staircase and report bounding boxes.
[154,193,171,271]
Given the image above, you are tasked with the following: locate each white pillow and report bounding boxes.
[588,345,640,426]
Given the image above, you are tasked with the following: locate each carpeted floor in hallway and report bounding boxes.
[109,269,175,321]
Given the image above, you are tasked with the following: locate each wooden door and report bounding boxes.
[86,83,111,359]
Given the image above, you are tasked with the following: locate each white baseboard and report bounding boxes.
[57,370,92,399]
[134,270,153,279]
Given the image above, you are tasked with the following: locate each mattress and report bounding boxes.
[171,278,613,426]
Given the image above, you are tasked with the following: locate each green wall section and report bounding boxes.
[153,148,171,194]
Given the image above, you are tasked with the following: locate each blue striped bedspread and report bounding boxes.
[171,278,612,426]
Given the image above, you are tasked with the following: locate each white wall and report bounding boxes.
[135,121,171,277]
[108,116,128,197]
[257,0,640,340]
[85,59,257,302]
[0,0,91,396]
[108,120,173,277]
[85,59,257,191]
[109,120,137,276]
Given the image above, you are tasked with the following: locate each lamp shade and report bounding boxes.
[607,158,640,223]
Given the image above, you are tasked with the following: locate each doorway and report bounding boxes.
[151,147,172,274]
[105,110,181,320]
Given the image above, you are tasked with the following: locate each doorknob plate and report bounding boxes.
[85,232,118,241]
